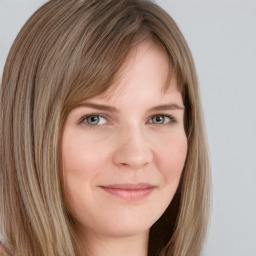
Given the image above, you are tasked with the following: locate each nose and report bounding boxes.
[112,127,153,169]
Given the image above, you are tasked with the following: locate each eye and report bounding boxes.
[83,114,107,126]
[149,114,175,125]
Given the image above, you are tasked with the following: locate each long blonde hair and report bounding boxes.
[0,0,211,255]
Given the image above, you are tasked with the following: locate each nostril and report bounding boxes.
[121,162,129,166]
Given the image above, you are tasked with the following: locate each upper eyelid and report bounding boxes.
[78,113,110,124]
[147,114,177,124]
[148,113,176,120]
[149,113,175,118]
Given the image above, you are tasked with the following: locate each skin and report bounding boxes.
[61,38,188,256]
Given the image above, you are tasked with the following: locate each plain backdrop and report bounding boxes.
[0,1,256,256]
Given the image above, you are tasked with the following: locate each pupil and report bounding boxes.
[87,116,99,125]
[154,115,164,124]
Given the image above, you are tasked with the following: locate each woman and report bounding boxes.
[0,0,211,256]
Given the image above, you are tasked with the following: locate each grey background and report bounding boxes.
[0,1,256,255]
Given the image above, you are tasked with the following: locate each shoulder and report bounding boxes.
[0,242,11,256]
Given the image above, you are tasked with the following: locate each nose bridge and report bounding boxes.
[112,123,153,169]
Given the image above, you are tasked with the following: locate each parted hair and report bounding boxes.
[0,0,211,255]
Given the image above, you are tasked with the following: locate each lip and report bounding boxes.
[99,183,156,201]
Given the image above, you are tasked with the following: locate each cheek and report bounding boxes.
[61,131,110,211]
[156,133,187,185]
[61,131,110,178]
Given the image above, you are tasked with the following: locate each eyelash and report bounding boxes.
[148,114,177,125]
[78,113,177,127]
[78,114,109,126]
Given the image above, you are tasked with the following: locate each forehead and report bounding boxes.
[97,37,178,102]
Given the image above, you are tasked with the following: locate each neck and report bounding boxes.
[77,229,149,256]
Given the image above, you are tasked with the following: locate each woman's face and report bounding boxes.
[61,38,187,239]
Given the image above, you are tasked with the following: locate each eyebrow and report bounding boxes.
[150,104,185,111]
[75,102,119,112]
[74,102,184,112]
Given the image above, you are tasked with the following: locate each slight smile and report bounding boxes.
[99,183,156,201]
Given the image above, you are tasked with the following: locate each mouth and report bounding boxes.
[99,183,156,201]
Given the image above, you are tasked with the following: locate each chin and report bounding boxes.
[82,205,167,239]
